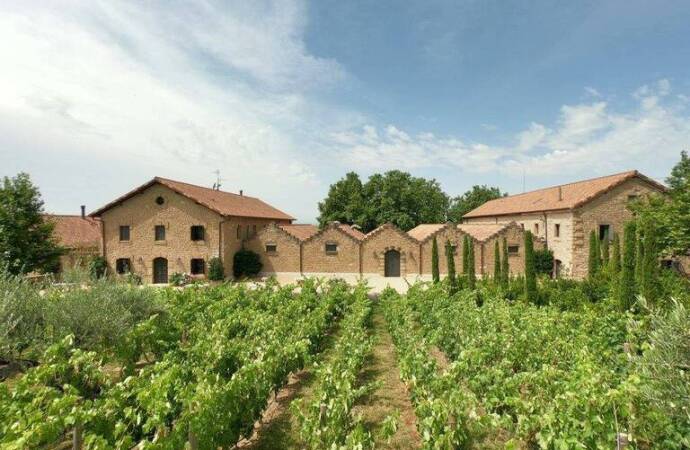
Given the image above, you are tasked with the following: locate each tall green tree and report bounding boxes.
[317,172,366,228]
[666,150,690,191]
[635,227,645,286]
[448,185,506,221]
[610,232,621,274]
[431,236,440,284]
[501,237,510,288]
[467,239,476,290]
[0,173,62,275]
[445,240,457,292]
[493,240,501,282]
[618,221,637,311]
[319,170,449,232]
[601,237,610,266]
[588,230,600,278]
[640,220,660,303]
[524,231,538,304]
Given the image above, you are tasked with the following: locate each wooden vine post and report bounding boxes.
[72,421,83,450]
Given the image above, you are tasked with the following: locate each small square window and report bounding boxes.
[508,245,519,255]
[266,244,277,253]
[191,226,205,241]
[155,225,166,241]
[190,258,205,275]
[325,243,338,254]
[599,224,611,241]
[116,258,131,274]
[520,223,525,230]
[554,223,560,238]
[627,194,639,202]
[119,225,130,241]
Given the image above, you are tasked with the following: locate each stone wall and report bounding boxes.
[361,225,420,276]
[419,225,466,274]
[245,224,301,274]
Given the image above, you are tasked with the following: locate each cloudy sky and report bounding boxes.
[2,1,690,221]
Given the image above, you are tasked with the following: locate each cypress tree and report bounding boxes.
[445,239,457,292]
[640,220,659,304]
[493,240,501,282]
[610,232,621,274]
[467,239,476,290]
[588,230,600,278]
[501,236,509,288]
[524,231,537,304]
[618,221,637,311]
[431,236,440,284]
[601,237,610,267]
[462,235,470,276]
[635,226,645,287]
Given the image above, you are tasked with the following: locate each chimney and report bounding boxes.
[239,190,243,196]
[557,186,562,201]
[80,205,86,219]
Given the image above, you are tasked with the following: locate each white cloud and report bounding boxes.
[335,79,690,179]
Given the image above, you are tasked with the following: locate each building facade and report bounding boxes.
[90,177,293,283]
[462,171,666,279]
[45,208,102,273]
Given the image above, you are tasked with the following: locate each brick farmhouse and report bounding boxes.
[46,170,663,283]
[462,170,666,279]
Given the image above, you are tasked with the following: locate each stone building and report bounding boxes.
[462,170,666,279]
[246,223,318,276]
[45,207,102,273]
[90,177,294,283]
[361,223,420,278]
[408,223,467,276]
[301,222,365,283]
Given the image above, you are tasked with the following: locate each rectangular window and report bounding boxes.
[325,243,338,254]
[116,258,131,274]
[599,224,611,241]
[627,194,639,202]
[252,225,257,237]
[236,225,242,239]
[508,245,519,255]
[155,225,166,241]
[266,243,277,253]
[119,225,130,241]
[533,223,539,235]
[190,258,205,275]
[191,225,205,241]
[554,223,560,238]
[520,223,525,230]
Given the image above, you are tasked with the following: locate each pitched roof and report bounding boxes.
[44,215,101,248]
[279,224,319,241]
[338,224,366,241]
[364,223,420,244]
[463,170,666,218]
[457,223,511,242]
[90,177,295,221]
[407,224,449,242]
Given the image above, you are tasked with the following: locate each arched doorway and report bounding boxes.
[153,257,168,284]
[553,259,562,278]
[384,249,401,277]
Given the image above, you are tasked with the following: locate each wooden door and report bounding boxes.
[153,257,168,284]
[384,250,401,277]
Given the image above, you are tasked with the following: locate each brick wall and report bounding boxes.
[246,224,301,274]
[419,225,465,274]
[302,225,361,274]
[361,225,420,276]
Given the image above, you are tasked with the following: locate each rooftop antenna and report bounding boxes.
[212,170,224,191]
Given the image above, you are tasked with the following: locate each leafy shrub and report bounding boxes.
[88,256,108,280]
[169,272,191,286]
[233,249,262,278]
[0,272,45,360]
[533,248,554,275]
[208,257,225,281]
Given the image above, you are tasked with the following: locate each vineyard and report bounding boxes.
[1,270,689,449]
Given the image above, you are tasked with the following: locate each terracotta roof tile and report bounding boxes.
[44,215,101,248]
[279,224,319,241]
[338,224,366,241]
[407,224,447,242]
[463,170,666,218]
[457,223,511,242]
[91,177,295,221]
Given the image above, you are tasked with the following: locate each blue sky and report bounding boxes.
[1,1,690,221]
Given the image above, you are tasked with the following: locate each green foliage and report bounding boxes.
[640,220,660,304]
[88,256,108,280]
[666,149,690,191]
[445,240,457,292]
[208,257,225,281]
[232,249,263,278]
[533,248,554,275]
[431,237,440,284]
[169,272,191,286]
[523,231,538,304]
[462,235,470,276]
[493,240,501,281]
[610,232,621,274]
[0,173,63,274]
[467,239,476,291]
[501,237,509,289]
[635,226,645,287]
[447,185,506,222]
[318,170,450,232]
[618,221,637,311]
[601,237,610,266]
[588,230,600,278]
